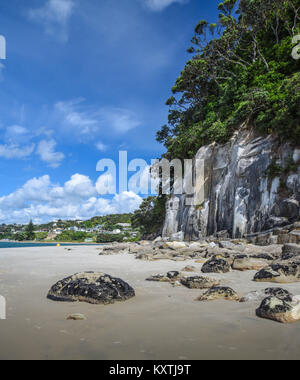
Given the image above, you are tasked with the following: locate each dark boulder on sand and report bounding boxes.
[256,296,300,323]
[201,257,231,274]
[281,244,300,260]
[47,272,135,305]
[253,261,300,283]
[180,276,220,289]
[196,287,239,302]
[240,287,293,303]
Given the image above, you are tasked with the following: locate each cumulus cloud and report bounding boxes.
[0,174,143,224]
[96,174,116,195]
[64,174,96,198]
[28,0,75,42]
[143,0,188,11]
[0,124,65,168]
[36,139,65,168]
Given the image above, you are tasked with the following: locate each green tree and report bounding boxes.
[14,232,27,242]
[132,196,167,238]
[96,233,124,243]
[25,220,35,241]
[157,0,300,160]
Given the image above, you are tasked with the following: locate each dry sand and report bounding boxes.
[0,245,300,360]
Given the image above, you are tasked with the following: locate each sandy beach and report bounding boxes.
[0,245,300,360]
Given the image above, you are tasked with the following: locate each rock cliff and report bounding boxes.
[163,127,300,241]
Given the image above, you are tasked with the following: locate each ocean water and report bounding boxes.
[0,242,100,249]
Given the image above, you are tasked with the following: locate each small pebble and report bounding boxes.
[66,313,87,321]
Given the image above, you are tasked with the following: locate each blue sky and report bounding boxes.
[0,0,220,223]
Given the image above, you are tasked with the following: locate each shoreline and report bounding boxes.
[0,240,103,245]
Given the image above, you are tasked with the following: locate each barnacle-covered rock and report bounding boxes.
[196,287,239,302]
[180,276,220,289]
[256,296,300,323]
[253,261,300,283]
[201,257,231,274]
[47,272,135,305]
[240,287,293,303]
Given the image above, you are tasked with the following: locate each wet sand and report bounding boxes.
[0,245,300,360]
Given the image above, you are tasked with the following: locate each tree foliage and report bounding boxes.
[132,196,167,237]
[25,220,35,241]
[55,231,93,242]
[96,233,124,243]
[157,0,300,159]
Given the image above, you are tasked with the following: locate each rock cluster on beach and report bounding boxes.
[47,272,135,305]
[47,221,300,324]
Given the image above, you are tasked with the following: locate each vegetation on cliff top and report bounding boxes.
[157,0,300,160]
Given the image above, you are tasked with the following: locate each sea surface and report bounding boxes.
[0,241,101,249]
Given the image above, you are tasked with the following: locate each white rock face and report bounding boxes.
[163,128,300,240]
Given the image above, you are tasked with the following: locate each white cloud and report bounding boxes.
[5,125,30,144]
[0,143,35,159]
[0,124,65,167]
[96,174,116,195]
[143,0,188,11]
[64,174,96,198]
[0,175,52,209]
[99,107,141,133]
[28,0,75,42]
[36,139,65,168]
[95,141,108,152]
[55,99,99,136]
[55,100,141,138]
[0,174,143,224]
[112,191,143,213]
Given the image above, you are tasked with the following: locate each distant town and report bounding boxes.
[0,214,140,243]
